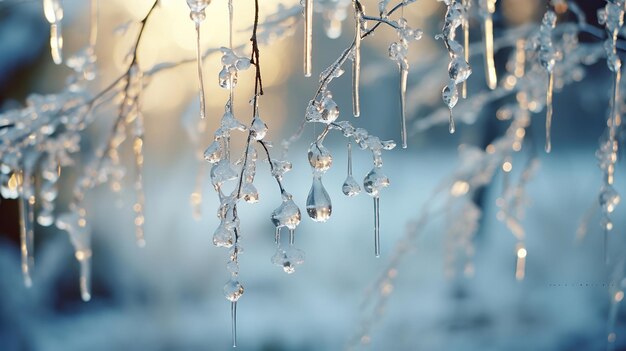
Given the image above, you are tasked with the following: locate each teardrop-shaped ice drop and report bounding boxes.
[308,142,333,172]
[241,182,259,203]
[210,160,237,187]
[219,66,231,89]
[449,56,472,84]
[271,197,302,230]
[442,80,459,110]
[342,176,361,196]
[223,279,244,302]
[306,176,332,222]
[363,167,390,197]
[204,140,222,163]
[250,115,268,141]
[213,223,235,248]
[320,94,340,124]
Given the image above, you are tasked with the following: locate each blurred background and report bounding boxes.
[0,0,624,350]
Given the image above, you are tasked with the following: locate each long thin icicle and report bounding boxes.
[352,1,362,117]
[399,68,408,147]
[545,72,554,153]
[304,0,313,77]
[186,1,210,119]
[196,24,206,119]
[479,0,497,89]
[89,0,98,48]
[18,169,34,288]
[373,197,380,257]
[536,10,557,153]
[462,0,471,98]
[43,0,64,64]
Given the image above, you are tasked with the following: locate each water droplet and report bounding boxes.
[306,176,332,222]
[204,140,222,163]
[308,142,333,172]
[223,279,244,302]
[363,167,390,197]
[442,80,459,110]
[250,115,268,140]
[342,143,361,196]
[241,183,259,203]
[343,176,361,196]
[448,57,472,84]
[271,198,302,229]
[213,223,235,248]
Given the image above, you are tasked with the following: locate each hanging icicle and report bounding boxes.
[56,208,92,301]
[18,165,35,288]
[43,0,64,64]
[478,0,497,89]
[535,10,558,153]
[461,0,471,98]
[186,0,211,119]
[304,0,314,77]
[352,1,363,117]
[363,166,390,257]
[389,18,422,147]
[439,0,472,134]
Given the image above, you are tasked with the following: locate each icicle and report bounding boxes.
[18,170,34,288]
[389,18,422,146]
[545,72,554,153]
[196,24,206,119]
[57,209,92,301]
[399,68,408,148]
[373,197,380,257]
[89,0,98,48]
[186,0,210,119]
[43,0,64,64]
[536,10,557,153]
[304,0,313,77]
[462,0,471,98]
[440,1,471,133]
[442,81,459,133]
[77,248,92,301]
[449,110,456,134]
[352,3,362,117]
[224,278,243,347]
[363,167,390,257]
[231,301,238,347]
[342,143,361,196]
[515,243,526,281]
[480,0,497,90]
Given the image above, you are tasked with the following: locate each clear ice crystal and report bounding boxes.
[223,279,244,302]
[363,167,390,197]
[271,196,302,230]
[308,142,333,172]
[306,176,332,222]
